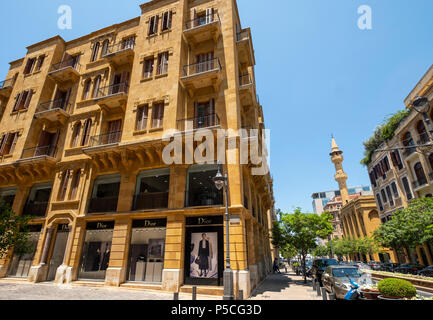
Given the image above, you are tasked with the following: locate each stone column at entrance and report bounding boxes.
[28,226,55,283]
[105,217,131,286]
[162,214,185,292]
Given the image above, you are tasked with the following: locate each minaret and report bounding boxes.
[330,138,350,205]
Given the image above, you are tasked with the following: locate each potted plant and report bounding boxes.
[360,283,380,300]
[377,278,417,300]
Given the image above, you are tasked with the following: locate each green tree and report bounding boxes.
[312,245,330,258]
[272,208,333,283]
[0,201,32,259]
[280,243,298,261]
[374,198,433,263]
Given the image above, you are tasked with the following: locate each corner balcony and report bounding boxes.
[0,78,16,100]
[48,59,81,84]
[177,114,220,132]
[239,74,256,106]
[95,83,129,111]
[236,28,255,67]
[101,41,135,67]
[180,58,222,97]
[183,12,221,47]
[34,99,71,125]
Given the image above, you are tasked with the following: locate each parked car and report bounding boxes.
[322,266,366,299]
[394,263,424,275]
[300,261,313,277]
[311,258,339,286]
[417,265,433,277]
[380,262,400,272]
[367,261,382,271]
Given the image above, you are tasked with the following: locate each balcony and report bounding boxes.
[19,145,57,163]
[0,78,16,100]
[183,12,221,47]
[48,59,81,83]
[95,83,129,111]
[34,99,71,125]
[88,131,122,148]
[236,28,255,67]
[132,192,169,211]
[177,114,220,132]
[412,177,429,191]
[239,73,256,106]
[101,41,135,67]
[88,196,118,214]
[180,58,222,96]
[417,132,430,146]
[402,146,417,159]
[22,201,49,217]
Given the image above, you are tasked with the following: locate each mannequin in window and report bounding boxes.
[101,247,111,271]
[198,233,213,277]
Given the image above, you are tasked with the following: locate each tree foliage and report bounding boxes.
[361,109,410,166]
[0,202,32,258]
[272,208,333,283]
[312,245,330,257]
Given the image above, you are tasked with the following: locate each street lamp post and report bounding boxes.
[412,96,433,143]
[213,162,234,300]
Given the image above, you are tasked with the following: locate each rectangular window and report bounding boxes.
[152,103,165,128]
[148,15,159,35]
[24,58,36,75]
[381,189,387,203]
[391,182,399,199]
[401,177,413,201]
[157,52,169,75]
[142,58,154,79]
[1,133,18,156]
[136,105,149,131]
[386,186,394,206]
[58,170,70,201]
[162,10,172,31]
[133,168,170,211]
[69,170,81,200]
[376,194,383,211]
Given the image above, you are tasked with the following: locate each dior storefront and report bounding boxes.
[78,221,114,281]
[127,218,166,283]
[184,215,224,286]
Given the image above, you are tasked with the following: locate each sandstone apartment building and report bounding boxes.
[0,0,275,298]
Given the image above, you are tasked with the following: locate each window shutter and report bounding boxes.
[206,8,214,23]
[9,133,18,154]
[390,151,397,167]
[168,10,173,29]
[0,134,8,156]
[50,129,61,157]
[153,15,159,34]
[59,170,70,200]
[23,90,33,109]
[82,119,92,146]
[137,107,143,130]
[13,93,22,112]
[70,170,81,200]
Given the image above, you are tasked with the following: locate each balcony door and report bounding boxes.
[53,88,71,110]
[35,130,59,157]
[196,52,214,73]
[194,99,215,129]
[107,120,122,144]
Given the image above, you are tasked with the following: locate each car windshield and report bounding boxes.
[332,268,362,278]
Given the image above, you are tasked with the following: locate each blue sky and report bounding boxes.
[1,1,433,213]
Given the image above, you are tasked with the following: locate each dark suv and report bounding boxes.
[312,258,339,286]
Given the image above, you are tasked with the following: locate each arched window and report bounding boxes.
[91,42,100,62]
[71,122,81,148]
[81,119,92,146]
[414,162,427,185]
[101,39,109,57]
[82,79,91,100]
[416,120,428,144]
[92,76,101,98]
[402,132,414,147]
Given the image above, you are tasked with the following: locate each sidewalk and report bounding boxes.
[249,271,321,300]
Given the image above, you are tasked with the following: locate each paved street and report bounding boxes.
[249,272,321,300]
[0,280,220,300]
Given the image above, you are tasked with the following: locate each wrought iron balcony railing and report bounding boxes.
[182,58,221,77]
[101,40,135,58]
[88,131,122,147]
[132,192,169,211]
[96,83,129,99]
[177,114,220,131]
[0,78,15,89]
[236,29,250,42]
[88,196,118,214]
[21,145,57,159]
[185,12,220,30]
[402,147,416,158]
[50,58,81,73]
[36,99,72,114]
[23,201,49,217]
[239,74,252,86]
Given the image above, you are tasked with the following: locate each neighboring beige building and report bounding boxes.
[366,65,433,266]
[0,0,275,298]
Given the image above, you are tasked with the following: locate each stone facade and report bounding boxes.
[0,0,275,298]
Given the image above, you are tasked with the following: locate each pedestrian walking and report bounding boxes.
[273,258,281,274]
